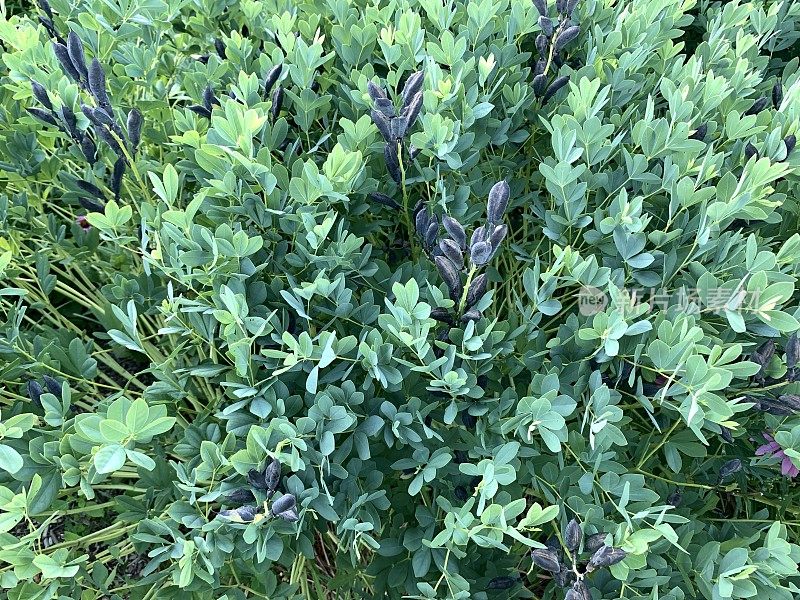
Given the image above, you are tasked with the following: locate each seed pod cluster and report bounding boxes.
[26,375,64,409]
[368,71,424,184]
[219,456,299,524]
[531,0,581,105]
[752,394,800,416]
[418,181,510,329]
[531,521,627,598]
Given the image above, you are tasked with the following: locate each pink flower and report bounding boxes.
[755,433,799,478]
[76,215,91,230]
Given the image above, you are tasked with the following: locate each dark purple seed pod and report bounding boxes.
[571,579,593,600]
[390,115,409,140]
[453,485,468,501]
[369,191,400,210]
[111,158,125,201]
[542,75,570,104]
[689,123,707,141]
[264,457,281,491]
[439,238,464,269]
[786,333,800,369]
[42,374,61,397]
[470,225,486,248]
[80,135,97,165]
[531,548,561,573]
[126,108,142,153]
[442,215,466,249]
[534,59,547,76]
[367,80,387,102]
[488,224,508,254]
[588,546,627,571]
[79,196,104,212]
[80,103,101,124]
[553,25,580,53]
[409,145,421,160]
[402,71,425,107]
[30,81,53,111]
[486,576,516,590]
[565,591,579,600]
[270,86,284,122]
[425,219,439,248]
[95,124,126,158]
[53,42,81,82]
[784,134,796,156]
[26,107,59,126]
[535,34,549,57]
[188,105,212,119]
[383,143,402,184]
[224,488,256,504]
[214,38,225,59]
[773,81,783,110]
[487,180,510,223]
[276,506,299,522]
[263,64,283,97]
[435,255,462,301]
[667,488,682,506]
[565,0,579,15]
[195,54,210,64]
[745,96,768,116]
[752,339,775,373]
[91,107,123,136]
[415,207,430,236]
[720,425,733,444]
[37,0,54,20]
[564,518,582,552]
[470,241,491,266]
[719,458,742,479]
[59,104,79,139]
[27,380,44,407]
[533,74,548,97]
[744,142,758,161]
[88,58,111,111]
[202,84,218,111]
[538,16,554,37]
[431,307,454,324]
[219,505,258,522]
[39,16,60,42]
[66,31,88,83]
[777,394,800,412]
[76,179,105,199]
[584,533,606,553]
[466,273,487,308]
[556,0,567,13]
[269,493,296,516]
[403,91,424,128]
[373,97,395,118]
[533,0,547,16]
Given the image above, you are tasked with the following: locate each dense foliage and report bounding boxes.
[2,0,800,597]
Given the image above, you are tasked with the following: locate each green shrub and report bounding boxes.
[1,0,800,598]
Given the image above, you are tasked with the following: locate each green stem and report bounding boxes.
[458,265,478,316]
